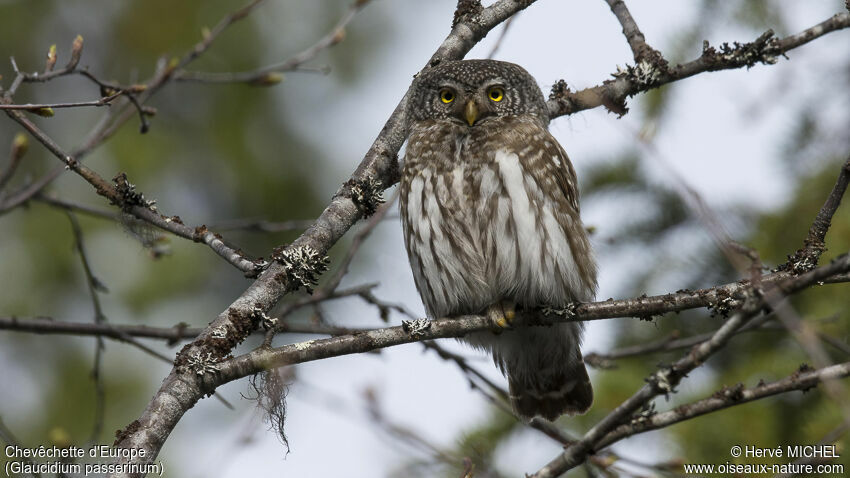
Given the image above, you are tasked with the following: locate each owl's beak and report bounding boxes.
[464,100,478,126]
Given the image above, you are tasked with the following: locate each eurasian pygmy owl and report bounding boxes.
[400,59,598,420]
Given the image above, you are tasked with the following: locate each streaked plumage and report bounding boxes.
[401,60,597,420]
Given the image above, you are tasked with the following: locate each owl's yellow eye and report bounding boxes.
[488,87,504,102]
[439,89,455,104]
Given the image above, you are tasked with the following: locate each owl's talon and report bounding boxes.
[502,301,516,322]
[487,301,517,333]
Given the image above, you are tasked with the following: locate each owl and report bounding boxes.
[400,60,597,421]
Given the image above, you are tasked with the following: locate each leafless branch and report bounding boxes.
[595,361,850,450]
[207,255,850,387]
[66,212,108,443]
[0,90,123,111]
[602,0,661,63]
[584,312,778,367]
[168,0,266,73]
[176,0,369,85]
[0,316,202,343]
[0,133,28,193]
[3,110,263,275]
[0,308,376,345]
[423,341,509,402]
[262,193,396,345]
[0,0,266,215]
[784,156,850,273]
[363,388,459,465]
[547,12,850,117]
[210,217,316,233]
[529,254,850,477]
[34,194,120,221]
[486,14,517,59]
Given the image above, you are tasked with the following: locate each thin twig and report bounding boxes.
[35,194,120,221]
[547,12,850,118]
[596,361,850,449]
[784,156,850,272]
[211,218,317,233]
[603,0,659,62]
[322,190,397,294]
[486,14,517,59]
[0,1,267,214]
[263,194,397,346]
[423,341,509,401]
[66,212,108,444]
[584,312,778,367]
[364,389,458,465]
[0,91,123,111]
[209,213,399,233]
[0,315,370,342]
[176,0,369,85]
[217,254,850,384]
[0,133,28,193]
[4,109,263,275]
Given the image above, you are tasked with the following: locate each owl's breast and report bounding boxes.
[400,158,494,318]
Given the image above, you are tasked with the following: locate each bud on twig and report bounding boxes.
[45,44,57,72]
[162,56,180,78]
[65,35,83,70]
[250,72,284,86]
[31,107,55,117]
[11,133,28,160]
[331,28,346,45]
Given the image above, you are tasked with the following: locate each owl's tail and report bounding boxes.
[508,361,593,421]
[501,325,593,421]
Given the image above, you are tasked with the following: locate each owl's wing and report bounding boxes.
[542,131,581,214]
[504,120,581,215]
[501,119,596,295]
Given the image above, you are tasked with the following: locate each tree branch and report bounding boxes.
[210,256,850,390]
[175,0,368,85]
[547,12,850,117]
[0,91,123,111]
[595,361,850,450]
[0,316,369,344]
[3,110,263,275]
[602,0,660,63]
[784,156,850,273]
[0,133,28,193]
[529,253,850,477]
[0,0,264,214]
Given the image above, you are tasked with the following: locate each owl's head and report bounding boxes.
[407,59,549,127]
